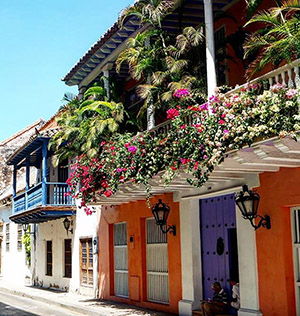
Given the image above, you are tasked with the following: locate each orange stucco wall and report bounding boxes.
[215,0,276,87]
[98,193,182,314]
[256,168,298,316]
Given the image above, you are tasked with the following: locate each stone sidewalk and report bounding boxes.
[0,280,175,316]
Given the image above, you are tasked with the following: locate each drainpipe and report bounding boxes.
[203,0,217,100]
[30,223,37,286]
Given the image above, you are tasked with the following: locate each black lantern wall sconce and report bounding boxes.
[151,199,176,236]
[22,223,29,233]
[235,185,271,230]
[63,217,73,235]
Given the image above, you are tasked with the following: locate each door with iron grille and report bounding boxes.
[200,194,239,300]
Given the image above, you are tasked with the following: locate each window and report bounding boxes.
[114,223,128,297]
[5,224,10,252]
[80,238,93,286]
[146,218,169,303]
[46,240,52,276]
[64,239,72,278]
[17,224,22,251]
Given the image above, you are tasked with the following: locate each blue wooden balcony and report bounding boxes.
[7,135,76,224]
[13,182,75,214]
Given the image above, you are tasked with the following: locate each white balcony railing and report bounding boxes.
[150,59,300,136]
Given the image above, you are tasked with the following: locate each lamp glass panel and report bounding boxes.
[63,218,70,231]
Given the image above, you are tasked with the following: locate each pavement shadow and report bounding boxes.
[77,298,176,315]
[0,300,38,315]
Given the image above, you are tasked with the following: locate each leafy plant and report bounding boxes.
[49,83,125,166]
[244,0,300,78]
[22,232,31,266]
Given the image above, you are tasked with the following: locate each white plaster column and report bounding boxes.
[203,0,217,99]
[178,199,203,316]
[146,74,155,131]
[236,205,262,316]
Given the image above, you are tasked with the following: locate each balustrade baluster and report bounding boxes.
[268,77,273,87]
[288,68,294,88]
[295,66,300,89]
[281,72,287,86]
[275,74,280,84]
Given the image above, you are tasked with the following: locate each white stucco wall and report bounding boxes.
[0,203,30,285]
[32,204,100,296]
[34,217,75,290]
[69,203,100,296]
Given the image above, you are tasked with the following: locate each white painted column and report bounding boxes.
[236,205,262,316]
[178,199,203,316]
[203,0,217,99]
[146,74,155,131]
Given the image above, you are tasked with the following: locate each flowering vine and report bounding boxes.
[66,83,300,214]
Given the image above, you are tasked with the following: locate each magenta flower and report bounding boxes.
[223,129,229,134]
[127,146,138,154]
[173,88,190,98]
[200,103,208,111]
[116,168,123,173]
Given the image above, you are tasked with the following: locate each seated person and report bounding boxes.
[200,282,228,316]
[230,277,240,310]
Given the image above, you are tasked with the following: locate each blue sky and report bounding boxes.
[0,0,132,142]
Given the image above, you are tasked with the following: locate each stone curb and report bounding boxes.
[0,286,99,316]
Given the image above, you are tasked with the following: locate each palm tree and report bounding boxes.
[244,0,300,78]
[49,84,124,166]
[117,0,206,124]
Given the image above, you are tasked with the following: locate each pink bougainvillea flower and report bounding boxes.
[167,108,179,120]
[200,103,208,111]
[104,190,113,198]
[218,119,225,125]
[173,88,190,98]
[271,83,284,93]
[286,89,298,99]
[127,146,138,154]
[223,129,229,134]
[116,168,123,173]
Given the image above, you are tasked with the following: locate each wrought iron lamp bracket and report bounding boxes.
[246,214,271,230]
[160,224,176,236]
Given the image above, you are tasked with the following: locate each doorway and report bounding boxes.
[200,194,239,299]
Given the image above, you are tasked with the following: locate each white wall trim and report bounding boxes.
[236,205,262,316]
[178,199,202,316]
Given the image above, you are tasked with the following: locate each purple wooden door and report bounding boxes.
[200,194,238,300]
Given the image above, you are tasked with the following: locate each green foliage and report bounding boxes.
[49,83,125,166]
[244,0,300,78]
[22,232,31,266]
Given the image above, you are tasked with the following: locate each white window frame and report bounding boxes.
[146,218,169,304]
[291,207,300,315]
[114,222,129,298]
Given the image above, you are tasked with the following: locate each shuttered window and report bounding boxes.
[146,218,169,304]
[64,239,72,278]
[5,224,10,252]
[80,238,93,286]
[292,208,300,314]
[46,240,52,276]
[114,223,129,297]
[17,224,23,251]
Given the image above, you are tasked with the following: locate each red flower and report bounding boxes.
[167,108,179,120]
